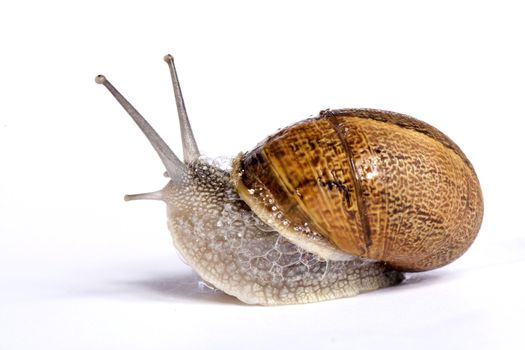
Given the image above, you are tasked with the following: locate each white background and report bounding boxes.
[1,1,524,349]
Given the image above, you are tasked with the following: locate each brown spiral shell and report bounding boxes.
[232,109,483,272]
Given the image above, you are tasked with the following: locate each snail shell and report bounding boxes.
[233,108,483,272]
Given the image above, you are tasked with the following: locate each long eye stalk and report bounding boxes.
[95,74,185,182]
[164,54,201,163]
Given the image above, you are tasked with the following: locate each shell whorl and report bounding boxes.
[233,109,483,272]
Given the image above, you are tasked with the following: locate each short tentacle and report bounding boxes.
[124,190,164,201]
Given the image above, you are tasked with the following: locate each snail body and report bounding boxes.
[96,56,483,305]
[162,160,402,304]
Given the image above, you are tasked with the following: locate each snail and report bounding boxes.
[95,55,483,305]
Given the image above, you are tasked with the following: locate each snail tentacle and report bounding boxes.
[124,190,164,202]
[95,74,186,183]
[164,54,200,163]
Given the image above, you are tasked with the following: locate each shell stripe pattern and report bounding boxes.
[236,109,483,272]
[326,114,373,250]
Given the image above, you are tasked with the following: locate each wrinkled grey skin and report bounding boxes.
[162,160,404,305]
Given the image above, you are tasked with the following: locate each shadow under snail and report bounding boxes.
[95,55,483,305]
